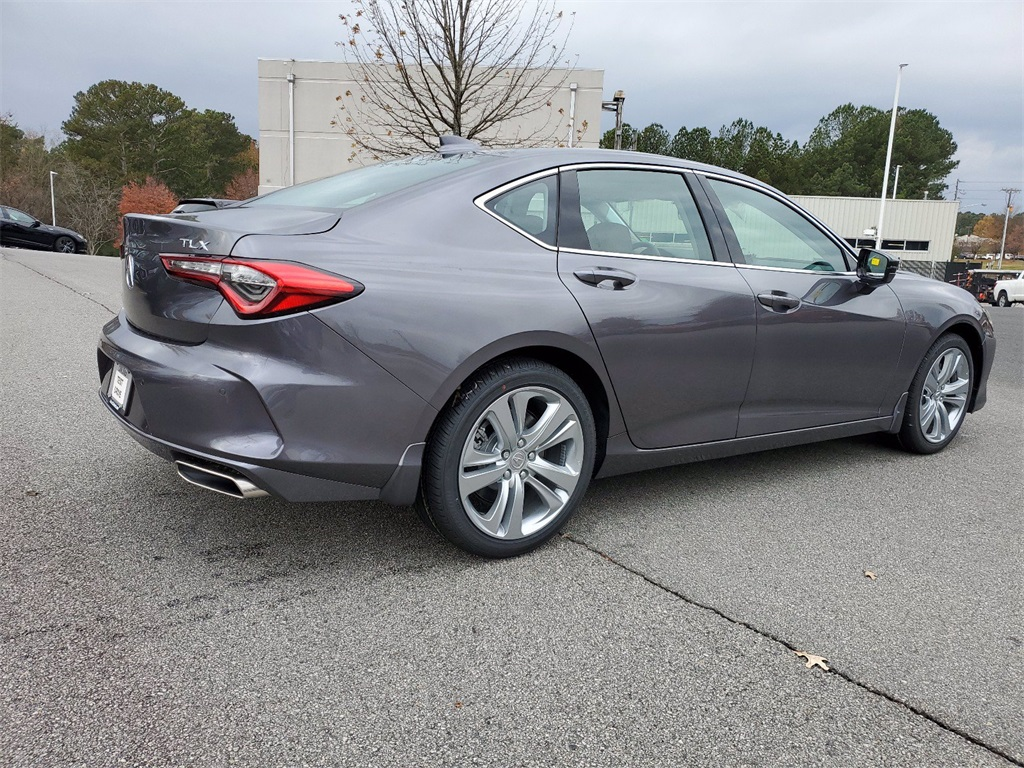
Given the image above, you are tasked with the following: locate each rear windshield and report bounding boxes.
[249,153,482,210]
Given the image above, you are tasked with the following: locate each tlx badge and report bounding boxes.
[180,238,210,251]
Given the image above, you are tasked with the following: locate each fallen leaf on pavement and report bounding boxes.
[794,651,830,671]
[864,570,877,580]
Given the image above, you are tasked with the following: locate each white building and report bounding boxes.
[793,195,959,266]
[257,59,604,194]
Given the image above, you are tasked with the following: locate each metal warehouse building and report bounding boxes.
[792,196,959,269]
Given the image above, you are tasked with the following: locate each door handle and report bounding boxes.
[756,291,801,312]
[573,268,637,290]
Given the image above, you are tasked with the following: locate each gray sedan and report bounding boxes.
[97,142,996,557]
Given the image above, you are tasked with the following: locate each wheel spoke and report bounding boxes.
[530,457,580,495]
[486,396,519,450]
[527,401,581,453]
[525,475,568,516]
[924,369,940,396]
[920,398,938,435]
[463,445,499,468]
[935,401,952,439]
[509,390,535,436]
[475,475,525,539]
[940,377,969,398]
[459,463,507,497]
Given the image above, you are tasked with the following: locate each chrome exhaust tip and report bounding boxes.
[175,460,270,499]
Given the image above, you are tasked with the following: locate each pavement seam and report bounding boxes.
[2,252,119,315]
[561,531,1023,768]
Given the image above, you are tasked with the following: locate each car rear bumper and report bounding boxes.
[97,311,434,504]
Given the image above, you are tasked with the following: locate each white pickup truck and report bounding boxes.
[991,271,1024,307]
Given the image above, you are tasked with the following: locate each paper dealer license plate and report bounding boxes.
[108,362,132,412]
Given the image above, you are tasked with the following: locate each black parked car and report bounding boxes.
[98,141,996,557]
[0,206,87,253]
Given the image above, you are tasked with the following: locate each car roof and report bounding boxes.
[447,146,767,190]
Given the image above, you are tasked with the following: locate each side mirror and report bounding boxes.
[30,219,41,228]
[857,248,898,285]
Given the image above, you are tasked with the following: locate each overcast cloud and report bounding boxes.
[1,0,1021,211]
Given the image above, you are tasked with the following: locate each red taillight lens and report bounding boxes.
[160,256,362,318]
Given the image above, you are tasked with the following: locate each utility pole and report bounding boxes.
[601,90,626,150]
[997,187,1019,269]
[892,165,902,199]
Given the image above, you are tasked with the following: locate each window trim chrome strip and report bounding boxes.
[473,169,560,252]
[557,246,736,267]
[473,161,860,270]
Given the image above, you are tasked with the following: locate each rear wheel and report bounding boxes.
[54,236,76,253]
[897,334,973,454]
[419,358,596,557]
[996,293,1010,307]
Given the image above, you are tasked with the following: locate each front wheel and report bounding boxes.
[897,334,973,454]
[419,358,596,558]
[53,236,76,253]
[996,293,1010,307]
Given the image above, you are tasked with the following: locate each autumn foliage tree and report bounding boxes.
[223,141,260,199]
[115,177,178,246]
[224,168,258,200]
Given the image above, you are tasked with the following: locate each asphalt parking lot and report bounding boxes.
[2,247,1022,767]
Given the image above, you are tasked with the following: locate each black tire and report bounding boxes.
[996,293,1010,307]
[53,236,76,254]
[897,333,974,455]
[418,358,596,558]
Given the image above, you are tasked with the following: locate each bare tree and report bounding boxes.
[56,164,121,255]
[334,0,576,159]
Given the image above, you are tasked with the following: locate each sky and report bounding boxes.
[1,0,1021,212]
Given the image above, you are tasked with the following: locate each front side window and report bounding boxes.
[5,207,35,225]
[566,169,713,261]
[707,179,849,272]
[484,175,557,246]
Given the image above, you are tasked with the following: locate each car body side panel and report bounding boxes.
[558,251,757,448]
[883,272,995,412]
[248,197,628,440]
[733,269,907,436]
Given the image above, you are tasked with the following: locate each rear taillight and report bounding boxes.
[160,256,362,318]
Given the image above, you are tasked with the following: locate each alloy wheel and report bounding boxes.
[457,386,584,540]
[919,348,970,444]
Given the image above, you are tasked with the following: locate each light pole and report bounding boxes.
[49,171,58,225]
[601,90,626,150]
[892,165,901,199]
[876,63,908,250]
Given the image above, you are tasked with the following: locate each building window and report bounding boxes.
[846,238,930,252]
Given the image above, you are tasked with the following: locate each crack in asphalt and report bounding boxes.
[561,531,1023,767]
[2,252,119,315]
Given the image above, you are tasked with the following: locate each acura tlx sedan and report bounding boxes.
[97,138,996,557]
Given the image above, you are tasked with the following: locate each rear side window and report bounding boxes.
[484,175,558,246]
[567,169,714,261]
[250,153,482,210]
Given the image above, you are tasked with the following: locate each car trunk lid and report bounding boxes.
[121,207,340,343]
